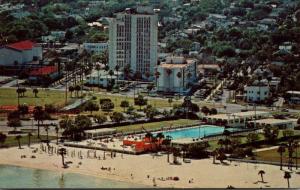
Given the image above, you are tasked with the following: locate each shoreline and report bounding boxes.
[0,163,148,188]
[0,144,299,188]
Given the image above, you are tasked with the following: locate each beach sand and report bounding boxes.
[0,144,299,188]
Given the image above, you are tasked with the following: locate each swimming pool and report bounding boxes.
[162,125,240,139]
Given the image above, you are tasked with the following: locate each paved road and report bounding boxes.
[2,79,26,87]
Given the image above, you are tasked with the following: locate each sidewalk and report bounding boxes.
[253,146,279,153]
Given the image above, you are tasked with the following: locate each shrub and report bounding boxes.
[111,112,125,123]
[93,114,107,124]
[100,98,112,105]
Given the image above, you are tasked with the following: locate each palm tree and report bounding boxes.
[145,71,150,81]
[74,85,81,98]
[55,126,59,145]
[293,141,299,170]
[218,139,224,148]
[44,125,49,142]
[68,86,74,98]
[115,65,120,85]
[104,65,110,90]
[187,72,192,88]
[33,106,47,138]
[258,170,265,183]
[16,88,22,106]
[108,70,114,87]
[27,132,32,147]
[99,50,108,66]
[176,71,182,94]
[284,171,291,188]
[15,135,22,149]
[155,71,160,88]
[287,139,295,170]
[277,145,286,170]
[58,148,67,167]
[123,64,132,79]
[7,117,21,131]
[217,148,227,163]
[166,69,172,92]
[164,135,172,163]
[95,63,101,91]
[32,88,39,98]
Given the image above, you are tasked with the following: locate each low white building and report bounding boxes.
[286,91,300,104]
[85,128,116,139]
[0,40,42,66]
[156,56,197,94]
[85,70,123,88]
[244,82,270,102]
[83,42,108,54]
[204,111,270,128]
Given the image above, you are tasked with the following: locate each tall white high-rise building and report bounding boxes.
[109,6,158,78]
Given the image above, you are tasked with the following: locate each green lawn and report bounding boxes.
[113,119,200,133]
[81,93,181,114]
[208,130,300,150]
[252,148,300,164]
[1,135,56,147]
[0,88,71,107]
[83,93,221,114]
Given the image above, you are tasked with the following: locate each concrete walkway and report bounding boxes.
[253,146,279,153]
[204,79,226,101]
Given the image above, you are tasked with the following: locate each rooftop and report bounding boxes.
[85,128,116,134]
[249,118,297,125]
[205,111,270,120]
[29,66,58,76]
[159,57,196,69]
[6,40,38,51]
[287,91,300,95]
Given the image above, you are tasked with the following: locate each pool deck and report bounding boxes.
[64,124,256,155]
[64,137,140,155]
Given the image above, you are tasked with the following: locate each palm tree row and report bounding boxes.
[277,139,299,171]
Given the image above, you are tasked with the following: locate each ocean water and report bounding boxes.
[0,165,147,188]
[162,125,240,139]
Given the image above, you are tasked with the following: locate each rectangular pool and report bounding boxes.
[162,125,240,139]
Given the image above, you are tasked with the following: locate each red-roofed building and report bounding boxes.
[29,66,58,76]
[28,66,59,84]
[0,40,42,66]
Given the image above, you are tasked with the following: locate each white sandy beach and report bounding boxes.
[0,144,299,188]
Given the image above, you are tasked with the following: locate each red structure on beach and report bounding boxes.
[123,136,163,153]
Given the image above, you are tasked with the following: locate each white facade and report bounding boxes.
[157,57,197,94]
[85,70,123,88]
[83,42,108,54]
[0,42,42,66]
[109,7,158,76]
[244,85,270,102]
